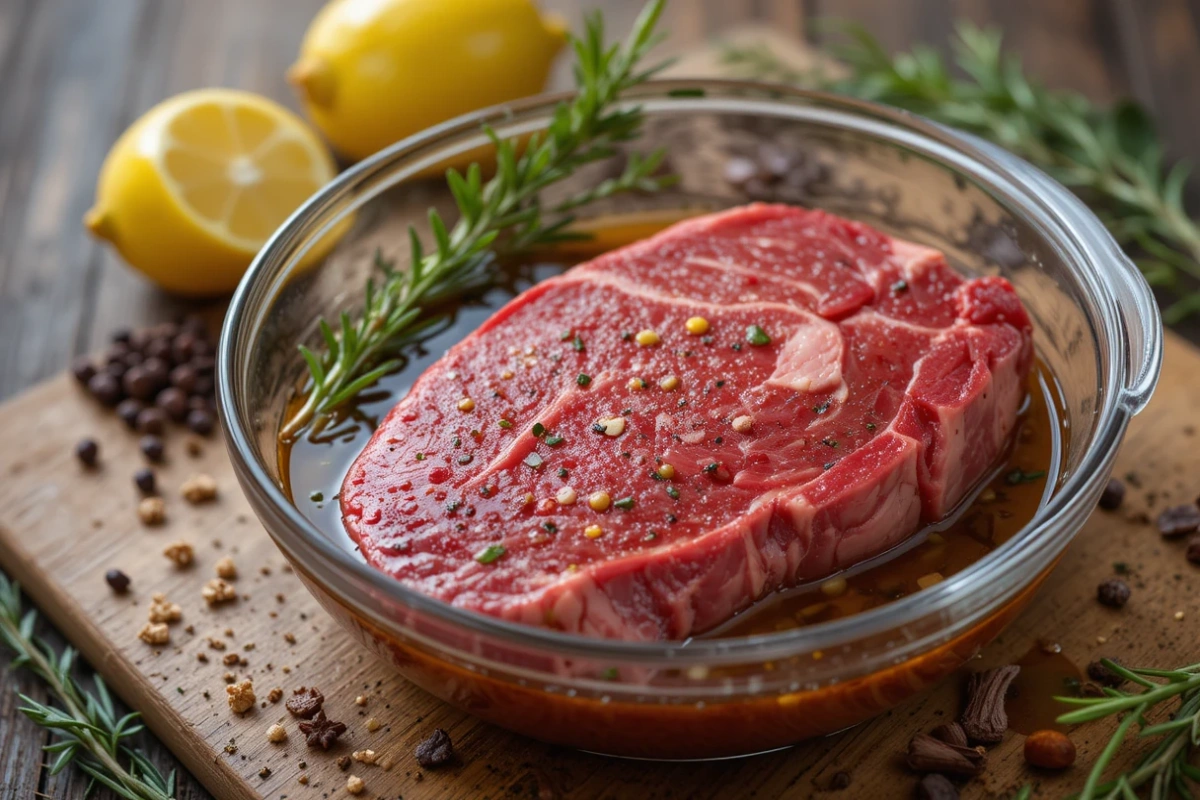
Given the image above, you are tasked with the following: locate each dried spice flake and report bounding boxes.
[286,686,325,719]
[415,728,454,768]
[226,680,256,714]
[201,578,237,606]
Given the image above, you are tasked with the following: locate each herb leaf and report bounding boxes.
[474,545,506,565]
[722,23,1200,323]
[281,0,673,439]
[0,573,176,800]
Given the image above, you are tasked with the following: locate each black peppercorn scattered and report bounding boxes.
[144,338,172,361]
[123,366,157,400]
[71,357,97,385]
[116,398,145,429]
[135,407,168,436]
[186,408,215,436]
[1097,578,1131,608]
[829,771,852,790]
[170,363,198,393]
[87,372,123,406]
[1086,658,1124,687]
[1098,478,1125,511]
[139,435,165,463]
[75,438,99,467]
[134,468,156,494]
[156,387,190,421]
[105,568,130,593]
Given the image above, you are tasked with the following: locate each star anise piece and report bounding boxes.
[299,710,346,750]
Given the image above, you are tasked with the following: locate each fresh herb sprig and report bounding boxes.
[1054,658,1200,799]
[281,0,673,439]
[0,573,175,800]
[723,23,1200,323]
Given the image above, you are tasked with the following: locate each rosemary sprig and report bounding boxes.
[1053,658,1200,799]
[722,23,1200,323]
[0,573,175,800]
[281,0,673,440]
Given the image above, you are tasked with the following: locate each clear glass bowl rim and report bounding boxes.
[218,79,1162,667]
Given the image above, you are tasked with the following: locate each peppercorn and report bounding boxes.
[105,568,131,593]
[170,364,198,393]
[140,435,165,463]
[156,387,190,421]
[134,468,156,494]
[116,398,145,429]
[140,357,170,390]
[75,438,99,467]
[123,366,156,400]
[1086,658,1124,687]
[135,407,168,436]
[71,357,97,385]
[187,408,215,436]
[171,333,197,364]
[87,372,123,406]
[144,338,172,361]
[1097,578,1131,608]
[1098,478,1125,510]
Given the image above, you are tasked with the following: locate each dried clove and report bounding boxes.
[930,722,969,748]
[959,665,1020,744]
[905,732,986,777]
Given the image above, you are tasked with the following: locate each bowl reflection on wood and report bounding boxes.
[219,81,1161,758]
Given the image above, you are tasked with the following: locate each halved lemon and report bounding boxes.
[85,88,337,296]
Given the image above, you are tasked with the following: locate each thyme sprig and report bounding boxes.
[1054,658,1200,799]
[0,573,175,800]
[281,0,672,439]
[722,23,1200,323]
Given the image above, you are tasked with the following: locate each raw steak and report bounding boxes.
[341,204,1033,641]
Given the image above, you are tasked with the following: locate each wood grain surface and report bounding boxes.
[2,1,1200,798]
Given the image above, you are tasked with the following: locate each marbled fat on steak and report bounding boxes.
[341,204,1033,641]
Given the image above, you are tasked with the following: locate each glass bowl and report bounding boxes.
[218,80,1161,759]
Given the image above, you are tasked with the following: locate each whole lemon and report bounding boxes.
[288,0,567,162]
[84,89,337,296]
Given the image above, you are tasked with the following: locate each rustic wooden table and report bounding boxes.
[1,1,1198,797]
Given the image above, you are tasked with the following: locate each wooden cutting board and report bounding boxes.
[1,30,1198,800]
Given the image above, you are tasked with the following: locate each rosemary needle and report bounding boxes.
[722,22,1200,324]
[1053,658,1200,800]
[0,573,175,800]
[282,0,673,440]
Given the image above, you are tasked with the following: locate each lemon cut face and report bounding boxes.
[156,97,331,246]
[86,89,337,296]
